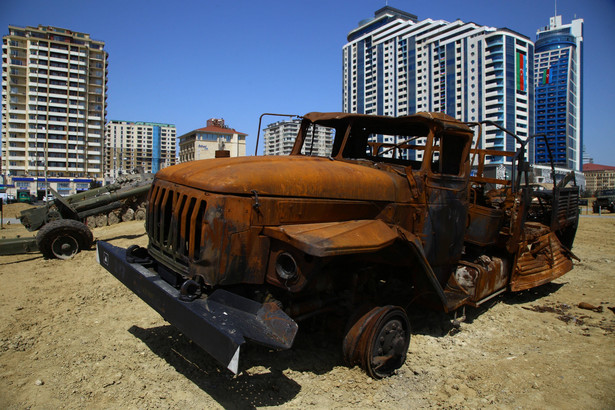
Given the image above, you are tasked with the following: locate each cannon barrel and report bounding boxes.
[77,201,124,219]
[19,177,152,232]
[72,184,151,213]
[63,182,124,204]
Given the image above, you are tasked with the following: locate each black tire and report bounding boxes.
[36,219,94,260]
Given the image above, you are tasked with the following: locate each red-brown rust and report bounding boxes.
[102,111,581,378]
[511,231,574,291]
[343,306,410,378]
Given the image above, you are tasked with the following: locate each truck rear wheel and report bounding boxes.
[343,305,411,379]
[36,219,93,260]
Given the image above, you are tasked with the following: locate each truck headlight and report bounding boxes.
[276,252,298,281]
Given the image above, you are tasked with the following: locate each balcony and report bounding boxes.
[7,164,26,171]
[485,37,504,47]
[485,90,504,100]
[8,124,26,132]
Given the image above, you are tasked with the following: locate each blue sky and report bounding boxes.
[2,0,614,165]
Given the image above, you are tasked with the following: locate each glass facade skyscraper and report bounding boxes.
[534,16,583,171]
[343,7,534,165]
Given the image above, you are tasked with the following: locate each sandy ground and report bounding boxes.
[0,203,613,409]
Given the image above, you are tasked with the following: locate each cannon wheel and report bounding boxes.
[36,219,94,260]
[343,305,411,379]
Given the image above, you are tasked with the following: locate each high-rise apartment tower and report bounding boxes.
[104,120,176,179]
[1,25,107,196]
[534,15,583,171]
[343,7,534,165]
[263,118,333,157]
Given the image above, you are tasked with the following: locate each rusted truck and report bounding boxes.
[97,112,579,378]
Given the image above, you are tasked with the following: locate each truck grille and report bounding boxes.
[147,182,208,265]
[554,187,579,226]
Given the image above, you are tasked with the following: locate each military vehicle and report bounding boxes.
[593,189,615,213]
[0,173,152,258]
[97,112,579,378]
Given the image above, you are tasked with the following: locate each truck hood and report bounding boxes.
[156,156,410,202]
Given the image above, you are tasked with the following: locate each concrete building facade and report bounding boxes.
[583,163,615,195]
[342,7,534,165]
[1,25,107,197]
[104,120,176,179]
[178,118,246,163]
[263,118,333,156]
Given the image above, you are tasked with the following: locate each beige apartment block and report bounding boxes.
[178,118,246,163]
[104,120,176,179]
[263,118,333,156]
[583,163,615,194]
[1,25,107,197]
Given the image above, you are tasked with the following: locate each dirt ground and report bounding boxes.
[0,204,613,409]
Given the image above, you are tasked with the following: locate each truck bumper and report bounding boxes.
[96,241,298,374]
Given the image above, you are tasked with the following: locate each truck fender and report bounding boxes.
[263,220,447,309]
[393,226,448,310]
[263,219,398,257]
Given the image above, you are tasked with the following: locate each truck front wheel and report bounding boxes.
[343,305,411,379]
[36,220,93,260]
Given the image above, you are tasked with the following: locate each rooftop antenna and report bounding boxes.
[554,0,557,17]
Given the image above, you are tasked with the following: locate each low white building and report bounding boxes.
[178,118,247,163]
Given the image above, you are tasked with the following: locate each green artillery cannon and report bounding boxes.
[0,174,152,259]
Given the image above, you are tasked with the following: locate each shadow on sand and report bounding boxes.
[128,319,345,408]
[127,281,565,406]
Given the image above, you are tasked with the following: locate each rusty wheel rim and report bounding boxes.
[343,305,411,379]
[366,308,410,378]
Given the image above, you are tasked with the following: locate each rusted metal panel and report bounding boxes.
[146,180,261,286]
[465,203,505,246]
[251,198,383,226]
[421,179,469,282]
[155,156,412,203]
[510,223,574,291]
[263,219,399,257]
[453,256,508,304]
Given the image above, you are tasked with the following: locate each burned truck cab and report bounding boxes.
[97,112,579,379]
